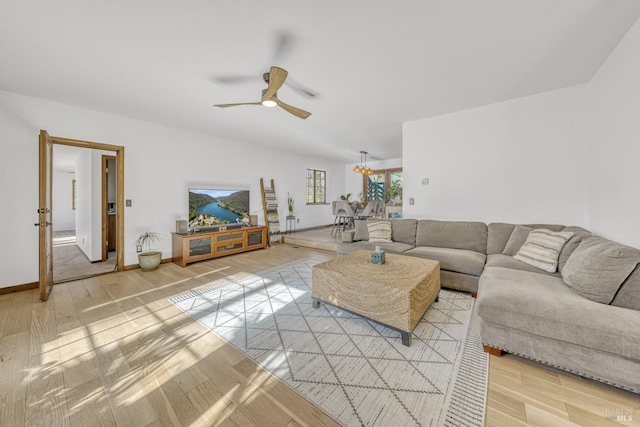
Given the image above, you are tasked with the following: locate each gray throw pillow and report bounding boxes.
[610,264,640,310]
[353,220,369,241]
[562,236,640,304]
[502,225,533,256]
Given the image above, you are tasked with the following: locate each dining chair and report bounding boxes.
[332,200,355,236]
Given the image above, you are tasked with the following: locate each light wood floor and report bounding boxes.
[0,243,638,426]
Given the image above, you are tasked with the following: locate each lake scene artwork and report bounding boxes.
[189,189,250,228]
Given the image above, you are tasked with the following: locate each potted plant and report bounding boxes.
[385,182,403,204]
[135,231,163,271]
[287,193,294,216]
[340,193,352,201]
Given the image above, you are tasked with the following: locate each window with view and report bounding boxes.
[363,168,402,202]
[306,169,326,204]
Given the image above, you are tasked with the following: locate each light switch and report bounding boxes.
[126,199,132,207]
[409,198,414,205]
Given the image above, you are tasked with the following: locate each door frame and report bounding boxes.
[40,133,125,287]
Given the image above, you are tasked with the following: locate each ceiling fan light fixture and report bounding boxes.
[261,88,278,107]
[261,99,278,108]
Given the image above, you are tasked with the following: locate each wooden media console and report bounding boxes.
[172,225,267,267]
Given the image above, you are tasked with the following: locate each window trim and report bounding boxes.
[306,168,327,205]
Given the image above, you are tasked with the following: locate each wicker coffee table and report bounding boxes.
[312,250,440,346]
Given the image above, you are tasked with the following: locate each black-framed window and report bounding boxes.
[306,169,326,204]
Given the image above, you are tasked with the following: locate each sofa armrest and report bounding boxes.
[342,230,355,243]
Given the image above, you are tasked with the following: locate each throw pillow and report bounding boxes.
[367,221,392,243]
[353,220,369,241]
[502,225,533,256]
[562,236,640,304]
[513,229,574,273]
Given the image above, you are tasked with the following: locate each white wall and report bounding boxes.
[74,149,92,259]
[52,169,75,231]
[402,85,589,226]
[587,17,640,248]
[0,90,344,288]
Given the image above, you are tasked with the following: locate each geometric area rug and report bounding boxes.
[170,259,488,427]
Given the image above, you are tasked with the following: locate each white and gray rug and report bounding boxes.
[170,259,488,427]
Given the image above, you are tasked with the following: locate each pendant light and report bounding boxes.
[352,151,373,175]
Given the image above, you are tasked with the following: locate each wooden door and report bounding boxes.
[101,155,116,262]
[38,130,54,300]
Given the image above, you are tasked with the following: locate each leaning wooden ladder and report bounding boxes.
[260,178,281,246]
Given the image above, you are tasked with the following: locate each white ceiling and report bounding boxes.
[2,1,639,164]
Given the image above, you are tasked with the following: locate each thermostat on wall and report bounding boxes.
[421,178,429,185]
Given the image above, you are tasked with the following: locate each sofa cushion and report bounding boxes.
[416,220,487,253]
[487,222,565,255]
[557,226,591,273]
[404,246,486,276]
[562,236,640,304]
[354,218,418,245]
[353,219,369,241]
[485,254,560,277]
[391,219,418,246]
[513,229,574,273]
[367,221,392,243]
[502,225,533,256]
[477,266,640,360]
[611,264,640,310]
[336,241,413,255]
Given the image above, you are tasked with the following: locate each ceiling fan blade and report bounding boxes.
[275,97,311,119]
[272,31,295,63]
[214,75,256,84]
[285,77,317,98]
[214,102,262,108]
[263,66,288,101]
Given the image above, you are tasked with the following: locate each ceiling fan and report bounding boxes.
[214,66,311,119]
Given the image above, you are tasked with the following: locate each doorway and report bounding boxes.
[40,132,125,292]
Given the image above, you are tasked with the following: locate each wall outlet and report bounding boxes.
[409,198,414,205]
[136,245,142,253]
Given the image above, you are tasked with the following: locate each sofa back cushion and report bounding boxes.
[391,219,418,246]
[562,236,640,304]
[611,264,640,310]
[353,219,417,245]
[487,222,565,255]
[416,220,487,253]
[557,226,591,273]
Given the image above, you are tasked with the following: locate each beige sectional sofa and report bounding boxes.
[338,218,640,392]
[338,219,487,294]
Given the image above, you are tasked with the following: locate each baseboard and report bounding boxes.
[0,281,38,295]
[124,257,173,271]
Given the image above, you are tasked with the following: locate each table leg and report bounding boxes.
[312,298,321,309]
[401,331,412,346]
